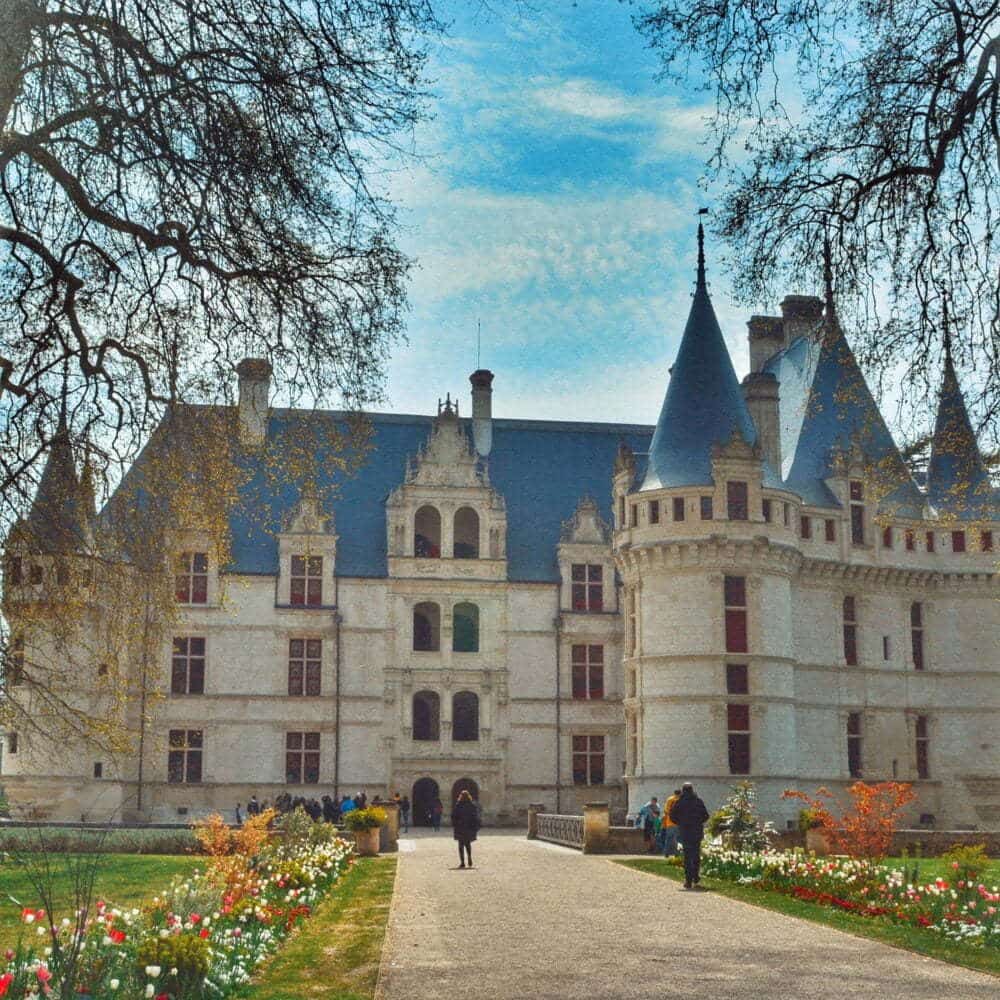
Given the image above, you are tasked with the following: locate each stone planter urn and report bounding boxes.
[805,828,830,855]
[354,827,381,857]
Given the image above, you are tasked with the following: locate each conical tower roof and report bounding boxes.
[927,335,995,520]
[640,223,773,491]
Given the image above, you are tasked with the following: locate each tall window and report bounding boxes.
[413,602,441,651]
[572,735,605,785]
[727,481,748,521]
[882,525,894,549]
[175,552,208,604]
[452,602,480,653]
[649,500,660,524]
[849,481,865,545]
[290,555,322,606]
[629,503,639,527]
[285,732,320,783]
[412,691,440,741]
[6,635,24,686]
[7,732,17,754]
[925,530,935,553]
[846,713,863,778]
[414,505,441,557]
[571,644,604,700]
[171,637,205,695]
[915,716,930,779]
[762,499,772,523]
[825,519,836,542]
[842,596,858,666]
[783,502,790,526]
[452,691,480,741]
[673,497,685,521]
[800,515,812,540]
[571,564,603,611]
[288,638,321,696]
[905,530,915,551]
[618,494,625,527]
[724,576,748,653]
[626,589,638,656]
[727,703,750,775]
[453,507,480,559]
[168,730,203,783]
[982,530,994,552]
[700,496,713,520]
[910,602,924,670]
[951,530,966,553]
[726,663,748,695]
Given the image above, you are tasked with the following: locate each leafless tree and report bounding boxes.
[634,1,1000,448]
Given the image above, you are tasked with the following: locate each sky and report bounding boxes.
[379,1,754,427]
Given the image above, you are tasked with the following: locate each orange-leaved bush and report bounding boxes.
[782,782,916,859]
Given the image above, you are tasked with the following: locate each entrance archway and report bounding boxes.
[412,777,439,827]
[451,777,479,805]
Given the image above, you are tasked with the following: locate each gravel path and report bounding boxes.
[376,830,998,999]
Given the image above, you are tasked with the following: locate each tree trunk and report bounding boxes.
[0,1,40,131]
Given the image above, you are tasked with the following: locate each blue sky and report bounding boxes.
[380,1,755,426]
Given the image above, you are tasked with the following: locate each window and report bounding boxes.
[452,602,480,653]
[626,589,638,656]
[175,552,208,604]
[93,762,103,779]
[915,716,930,779]
[290,555,322,606]
[288,638,321,696]
[783,502,790,526]
[572,735,605,785]
[849,481,865,546]
[452,691,480,741]
[453,507,480,559]
[414,505,441,558]
[171,637,205,695]
[673,497,685,521]
[649,500,660,525]
[29,563,43,585]
[285,732,320,783]
[571,644,605,700]
[882,636,891,661]
[413,602,441,651]
[571,564,603,611]
[905,530,915,551]
[629,503,639,528]
[926,530,935,553]
[982,530,994,552]
[167,730,203,784]
[847,713,863,778]
[842,596,858,666]
[5,556,22,586]
[726,663,748,695]
[910,602,924,671]
[7,732,17,754]
[700,496,713,520]
[724,576,748,653]
[762,499,772,523]
[727,481,748,521]
[6,635,24,686]
[727,703,750,774]
[412,691,440,741]
[825,519,836,542]
[951,530,966,553]
[800,515,811,540]
[882,526,893,549]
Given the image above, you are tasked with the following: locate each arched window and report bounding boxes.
[453,507,480,559]
[414,506,441,558]
[452,602,479,653]
[412,691,440,741]
[413,602,441,651]
[452,691,479,742]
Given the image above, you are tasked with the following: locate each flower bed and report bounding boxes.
[1,824,354,997]
[700,846,1000,949]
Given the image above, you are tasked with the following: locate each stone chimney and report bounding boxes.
[236,358,272,448]
[741,371,781,474]
[747,315,785,373]
[779,295,824,346]
[470,369,494,457]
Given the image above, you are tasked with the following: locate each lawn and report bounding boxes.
[246,855,397,1000]
[0,853,198,948]
[883,856,1000,884]
[619,857,1000,978]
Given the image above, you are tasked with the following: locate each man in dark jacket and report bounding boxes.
[669,782,710,889]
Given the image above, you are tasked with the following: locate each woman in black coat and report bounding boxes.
[451,790,480,868]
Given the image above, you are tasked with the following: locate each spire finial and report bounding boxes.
[696,207,708,290]
[822,236,835,314]
[942,292,954,371]
[57,359,69,432]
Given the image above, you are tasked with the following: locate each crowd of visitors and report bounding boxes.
[234,790,417,829]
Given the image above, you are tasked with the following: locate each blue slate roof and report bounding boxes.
[641,227,780,492]
[764,311,926,515]
[927,353,998,520]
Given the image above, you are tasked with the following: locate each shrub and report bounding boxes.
[942,842,990,883]
[136,933,211,995]
[797,808,823,834]
[707,781,775,852]
[0,826,200,854]
[342,807,387,831]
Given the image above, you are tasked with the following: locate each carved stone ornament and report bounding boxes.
[560,496,611,544]
[399,407,489,490]
[284,481,335,536]
[712,428,761,462]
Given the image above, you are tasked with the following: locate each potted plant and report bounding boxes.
[798,808,828,854]
[343,806,387,856]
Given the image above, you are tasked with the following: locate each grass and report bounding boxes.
[0,853,199,948]
[883,856,1000,884]
[618,857,1000,978]
[245,856,397,1000]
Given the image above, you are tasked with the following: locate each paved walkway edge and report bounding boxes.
[372,851,403,1000]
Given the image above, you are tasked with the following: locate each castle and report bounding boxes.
[3,228,998,829]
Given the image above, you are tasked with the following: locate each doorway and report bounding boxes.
[412,777,440,827]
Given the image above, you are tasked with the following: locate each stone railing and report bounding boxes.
[528,802,617,854]
[534,812,584,849]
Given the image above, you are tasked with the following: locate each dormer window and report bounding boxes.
[726,481,748,521]
[175,552,208,604]
[849,481,865,546]
[290,555,323,606]
[571,564,603,611]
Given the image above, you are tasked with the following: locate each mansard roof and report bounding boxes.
[927,349,996,520]
[640,226,780,492]
[764,307,925,515]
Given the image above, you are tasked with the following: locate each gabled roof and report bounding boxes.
[764,305,925,515]
[927,347,996,520]
[641,225,779,492]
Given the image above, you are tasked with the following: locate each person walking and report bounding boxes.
[637,796,660,853]
[431,797,443,832]
[247,794,260,817]
[400,795,411,833]
[235,802,243,825]
[451,790,480,868]
[669,782,710,889]
[659,788,682,857]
